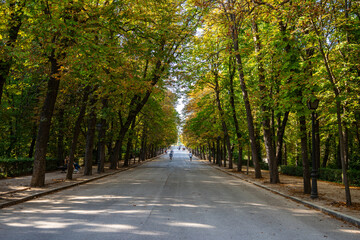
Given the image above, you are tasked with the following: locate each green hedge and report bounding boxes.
[279,165,360,186]
[279,165,303,177]
[0,158,58,178]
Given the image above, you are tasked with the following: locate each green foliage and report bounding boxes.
[182,1,360,189]
[279,165,304,177]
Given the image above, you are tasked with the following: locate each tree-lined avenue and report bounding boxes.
[0,148,358,240]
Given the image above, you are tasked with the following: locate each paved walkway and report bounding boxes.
[1,150,359,240]
[0,159,149,209]
[1,155,359,228]
[204,160,360,228]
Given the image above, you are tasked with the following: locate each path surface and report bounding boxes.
[0,148,359,240]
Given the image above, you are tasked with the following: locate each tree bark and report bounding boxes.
[275,112,289,165]
[207,142,212,162]
[322,134,332,168]
[251,18,278,182]
[216,137,221,166]
[124,118,136,167]
[31,54,60,187]
[312,18,351,205]
[97,99,108,174]
[84,94,97,176]
[66,86,90,180]
[229,12,261,178]
[214,71,232,169]
[140,123,147,161]
[212,141,216,164]
[315,116,321,170]
[223,140,227,168]
[228,56,243,172]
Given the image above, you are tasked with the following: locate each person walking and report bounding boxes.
[169,150,174,160]
[189,152,192,161]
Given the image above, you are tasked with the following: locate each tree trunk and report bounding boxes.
[207,142,212,162]
[84,94,97,176]
[31,54,60,187]
[97,99,108,173]
[315,115,321,170]
[343,124,349,169]
[123,135,132,167]
[223,140,227,167]
[216,137,221,166]
[252,18,278,182]
[213,72,232,169]
[124,118,136,167]
[228,56,243,172]
[299,115,311,194]
[275,112,290,165]
[284,142,288,165]
[110,129,125,169]
[322,134,332,168]
[212,141,216,164]
[312,18,351,205]
[66,86,90,180]
[28,125,37,159]
[140,124,147,161]
[229,11,261,178]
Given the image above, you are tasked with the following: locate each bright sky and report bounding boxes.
[176,96,185,120]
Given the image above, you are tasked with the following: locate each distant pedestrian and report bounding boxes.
[189,152,192,161]
[169,150,174,160]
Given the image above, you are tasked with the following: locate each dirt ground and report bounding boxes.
[217,164,360,220]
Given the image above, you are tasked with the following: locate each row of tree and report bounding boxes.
[1,0,200,186]
[181,0,359,206]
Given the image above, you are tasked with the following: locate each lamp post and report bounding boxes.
[307,98,320,199]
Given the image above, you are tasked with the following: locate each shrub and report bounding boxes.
[259,161,269,170]
[279,165,360,186]
[279,165,303,177]
[0,158,58,178]
[318,168,342,183]
[348,169,360,186]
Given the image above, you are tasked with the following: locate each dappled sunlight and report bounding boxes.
[167,221,215,229]
[199,180,217,183]
[209,176,227,179]
[21,209,69,214]
[69,195,131,200]
[168,203,202,208]
[6,220,71,229]
[227,180,247,186]
[244,202,266,207]
[212,200,235,205]
[4,222,33,228]
[288,208,314,214]
[76,223,137,233]
[133,230,167,236]
[339,229,360,234]
[68,209,149,215]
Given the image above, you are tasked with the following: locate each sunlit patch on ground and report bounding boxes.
[339,229,360,234]
[167,221,215,229]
